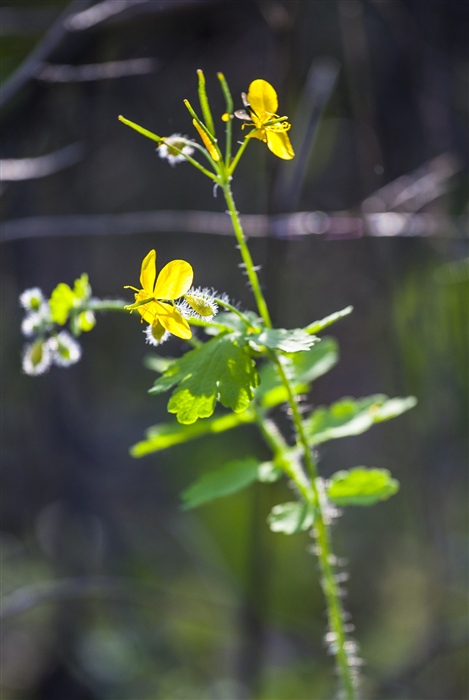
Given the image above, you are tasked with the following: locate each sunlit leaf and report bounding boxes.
[326,467,399,506]
[305,395,417,444]
[130,409,256,457]
[306,306,353,334]
[256,337,339,408]
[181,458,264,509]
[149,334,258,424]
[267,501,316,534]
[254,328,318,353]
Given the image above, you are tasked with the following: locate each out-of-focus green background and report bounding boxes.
[1,1,467,699]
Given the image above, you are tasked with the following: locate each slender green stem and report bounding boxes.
[273,357,357,699]
[118,114,219,181]
[88,299,127,312]
[228,137,250,176]
[223,185,358,700]
[213,297,258,329]
[254,408,312,498]
[221,183,272,329]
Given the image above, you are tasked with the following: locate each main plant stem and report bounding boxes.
[222,181,358,700]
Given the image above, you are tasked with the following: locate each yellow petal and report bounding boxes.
[153,300,192,339]
[138,301,159,325]
[192,119,220,161]
[140,249,156,293]
[247,128,267,143]
[266,130,295,160]
[155,260,193,300]
[247,79,278,118]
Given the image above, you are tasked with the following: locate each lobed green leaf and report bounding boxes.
[150,334,259,424]
[326,467,399,506]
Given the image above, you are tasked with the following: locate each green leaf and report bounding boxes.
[267,501,316,534]
[326,467,399,506]
[305,395,417,445]
[150,334,259,424]
[130,409,256,457]
[204,311,261,336]
[49,283,75,325]
[256,337,339,408]
[181,458,263,509]
[372,396,418,422]
[292,337,339,383]
[254,328,318,353]
[306,306,353,334]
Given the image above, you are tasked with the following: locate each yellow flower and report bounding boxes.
[125,250,193,340]
[237,79,295,160]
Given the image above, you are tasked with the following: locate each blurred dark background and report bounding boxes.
[1,1,468,699]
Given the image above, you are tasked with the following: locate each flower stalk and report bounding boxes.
[221,182,359,700]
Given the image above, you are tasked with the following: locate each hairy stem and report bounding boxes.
[222,183,272,329]
[223,184,358,700]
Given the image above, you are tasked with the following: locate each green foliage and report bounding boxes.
[267,501,316,534]
[306,306,354,334]
[253,328,318,353]
[181,458,279,509]
[326,467,400,506]
[149,333,259,424]
[256,337,339,409]
[130,409,256,457]
[305,395,417,445]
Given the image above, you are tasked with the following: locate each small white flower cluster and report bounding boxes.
[22,332,82,376]
[157,134,195,166]
[20,288,82,375]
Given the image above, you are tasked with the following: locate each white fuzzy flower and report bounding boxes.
[22,338,52,376]
[50,331,82,367]
[21,312,43,337]
[19,287,44,312]
[158,134,195,166]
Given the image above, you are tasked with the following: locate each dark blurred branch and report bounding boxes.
[36,58,158,83]
[65,0,218,30]
[0,0,214,108]
[0,143,83,181]
[64,0,148,30]
[0,576,133,618]
[1,210,466,243]
[0,0,94,109]
[361,153,463,213]
[274,57,340,212]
